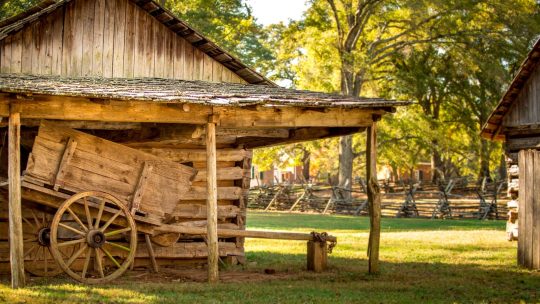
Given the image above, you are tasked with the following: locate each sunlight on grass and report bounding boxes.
[0,212,537,304]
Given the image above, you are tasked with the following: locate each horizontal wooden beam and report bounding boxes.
[0,119,142,130]
[1,95,382,127]
[155,226,337,242]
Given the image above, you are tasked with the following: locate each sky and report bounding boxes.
[245,0,309,25]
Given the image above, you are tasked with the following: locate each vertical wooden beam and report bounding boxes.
[206,120,219,283]
[8,111,25,288]
[366,122,381,274]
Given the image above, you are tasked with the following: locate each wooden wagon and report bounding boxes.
[9,121,337,283]
[10,121,199,283]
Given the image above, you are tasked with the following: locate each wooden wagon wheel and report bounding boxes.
[49,191,137,284]
[22,208,63,277]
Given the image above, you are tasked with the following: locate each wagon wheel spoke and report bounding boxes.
[22,216,36,232]
[94,248,105,278]
[24,244,38,258]
[31,210,41,229]
[66,244,87,267]
[67,207,88,232]
[99,209,123,232]
[83,197,93,229]
[101,247,121,269]
[95,198,105,230]
[81,247,92,279]
[104,227,131,237]
[58,222,86,237]
[105,241,131,252]
[57,238,85,248]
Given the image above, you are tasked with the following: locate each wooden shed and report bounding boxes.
[0,0,406,287]
[481,38,540,270]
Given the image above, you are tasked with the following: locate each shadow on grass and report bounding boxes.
[0,253,538,304]
[247,212,506,232]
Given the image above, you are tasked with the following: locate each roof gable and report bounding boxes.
[481,38,540,140]
[0,0,273,85]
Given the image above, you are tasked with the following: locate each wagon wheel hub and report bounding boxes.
[37,227,51,247]
[87,230,106,248]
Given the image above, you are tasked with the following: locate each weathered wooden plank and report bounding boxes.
[164,29,175,79]
[10,31,22,73]
[131,162,153,213]
[507,137,540,152]
[193,49,203,80]
[61,1,74,75]
[533,150,540,269]
[183,40,194,80]
[70,0,84,76]
[215,106,377,128]
[21,26,33,74]
[53,137,77,191]
[8,111,25,288]
[212,60,223,83]
[113,0,126,77]
[206,122,219,283]
[81,0,95,76]
[203,54,213,82]
[2,36,12,74]
[133,4,145,77]
[123,0,136,78]
[155,226,337,242]
[169,204,240,219]
[51,7,64,75]
[181,186,242,201]
[147,12,156,77]
[103,0,116,77]
[3,96,379,127]
[154,19,165,78]
[92,0,105,76]
[172,35,184,79]
[138,148,251,163]
[193,167,244,182]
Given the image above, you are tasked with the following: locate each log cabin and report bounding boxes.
[0,0,407,286]
[481,38,540,270]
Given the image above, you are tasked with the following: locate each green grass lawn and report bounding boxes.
[1,211,539,304]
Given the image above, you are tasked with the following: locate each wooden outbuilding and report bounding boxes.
[481,38,540,270]
[0,0,406,287]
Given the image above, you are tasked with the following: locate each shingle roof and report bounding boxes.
[0,74,408,109]
[0,0,274,86]
[481,38,540,140]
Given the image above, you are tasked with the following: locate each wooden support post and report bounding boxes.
[206,120,219,283]
[307,241,327,272]
[144,234,159,273]
[366,122,381,274]
[8,111,25,288]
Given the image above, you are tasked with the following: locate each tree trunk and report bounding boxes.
[479,138,491,182]
[338,135,353,201]
[431,142,444,183]
[302,149,310,182]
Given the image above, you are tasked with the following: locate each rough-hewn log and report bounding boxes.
[8,111,25,288]
[154,226,337,242]
[206,121,219,283]
[2,96,382,127]
[366,122,381,274]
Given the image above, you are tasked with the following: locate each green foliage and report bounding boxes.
[258,0,540,182]
[0,0,41,20]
